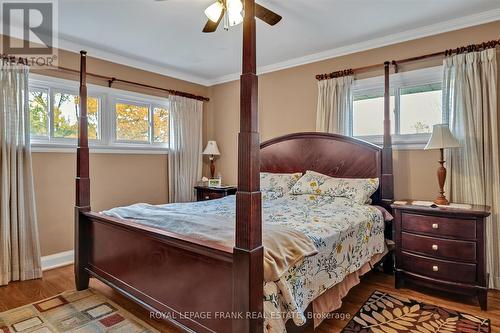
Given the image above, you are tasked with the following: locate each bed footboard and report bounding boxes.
[76,211,234,333]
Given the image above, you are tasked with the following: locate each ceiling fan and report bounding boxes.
[156,0,282,33]
[202,0,282,32]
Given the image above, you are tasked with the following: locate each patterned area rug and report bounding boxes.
[0,289,159,332]
[341,290,490,333]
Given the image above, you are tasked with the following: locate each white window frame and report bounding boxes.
[352,65,443,149]
[112,97,152,145]
[29,74,169,154]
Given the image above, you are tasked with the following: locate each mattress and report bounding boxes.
[103,194,385,333]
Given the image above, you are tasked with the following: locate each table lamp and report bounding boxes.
[425,124,460,205]
[203,141,221,178]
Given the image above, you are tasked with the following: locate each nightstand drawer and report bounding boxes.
[401,252,476,284]
[198,192,224,201]
[402,213,476,240]
[401,232,476,262]
[195,186,237,202]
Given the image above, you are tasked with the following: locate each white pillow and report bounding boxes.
[289,170,379,204]
[260,172,302,199]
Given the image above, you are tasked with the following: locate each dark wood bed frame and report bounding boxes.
[74,2,394,332]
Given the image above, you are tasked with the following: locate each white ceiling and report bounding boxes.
[55,0,500,85]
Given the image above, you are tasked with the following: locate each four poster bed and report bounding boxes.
[74,1,394,332]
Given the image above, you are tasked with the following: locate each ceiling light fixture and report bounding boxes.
[204,1,224,23]
[204,0,244,29]
[227,0,243,26]
[201,0,281,33]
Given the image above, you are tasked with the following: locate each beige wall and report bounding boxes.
[1,38,210,256]
[32,153,168,256]
[205,20,500,201]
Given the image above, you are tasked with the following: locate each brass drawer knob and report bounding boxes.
[432,244,439,251]
[432,265,439,272]
[432,223,439,229]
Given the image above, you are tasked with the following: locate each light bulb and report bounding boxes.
[204,1,223,23]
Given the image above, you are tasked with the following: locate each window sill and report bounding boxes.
[354,134,430,150]
[31,142,169,154]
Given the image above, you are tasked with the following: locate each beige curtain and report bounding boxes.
[316,76,353,134]
[168,95,203,203]
[0,63,42,286]
[443,48,499,289]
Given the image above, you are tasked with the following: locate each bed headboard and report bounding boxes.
[260,132,394,207]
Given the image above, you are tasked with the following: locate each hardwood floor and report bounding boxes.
[1,265,498,332]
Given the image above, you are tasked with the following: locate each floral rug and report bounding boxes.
[0,289,159,332]
[341,290,490,333]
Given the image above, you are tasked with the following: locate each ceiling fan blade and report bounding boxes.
[202,10,225,33]
[255,3,282,26]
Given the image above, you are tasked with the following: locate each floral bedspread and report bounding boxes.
[103,194,385,333]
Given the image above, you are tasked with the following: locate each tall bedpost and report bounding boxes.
[381,61,394,206]
[233,0,263,332]
[75,50,90,290]
[382,61,395,274]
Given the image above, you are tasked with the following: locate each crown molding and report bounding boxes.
[208,8,500,86]
[57,37,213,86]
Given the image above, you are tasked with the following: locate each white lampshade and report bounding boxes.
[425,124,460,150]
[228,11,243,26]
[227,0,243,12]
[203,141,221,156]
[226,0,243,26]
[204,1,224,23]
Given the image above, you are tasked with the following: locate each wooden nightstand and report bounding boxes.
[391,201,491,310]
[194,185,237,201]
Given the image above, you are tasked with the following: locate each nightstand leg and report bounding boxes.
[383,252,394,274]
[395,271,404,289]
[478,290,488,311]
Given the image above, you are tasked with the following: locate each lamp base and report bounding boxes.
[435,148,449,206]
[210,157,215,179]
[434,196,449,206]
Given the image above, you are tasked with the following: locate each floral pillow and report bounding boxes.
[261,172,302,200]
[289,170,379,204]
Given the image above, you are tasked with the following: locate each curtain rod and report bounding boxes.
[1,53,209,102]
[48,66,210,102]
[316,38,500,81]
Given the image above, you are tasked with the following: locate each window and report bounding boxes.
[29,89,49,138]
[28,74,169,152]
[52,92,100,139]
[352,66,443,147]
[113,101,170,145]
[353,92,395,136]
[153,107,169,144]
[28,87,101,142]
[399,84,442,135]
[115,102,150,142]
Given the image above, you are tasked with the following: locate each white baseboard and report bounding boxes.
[41,250,74,271]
